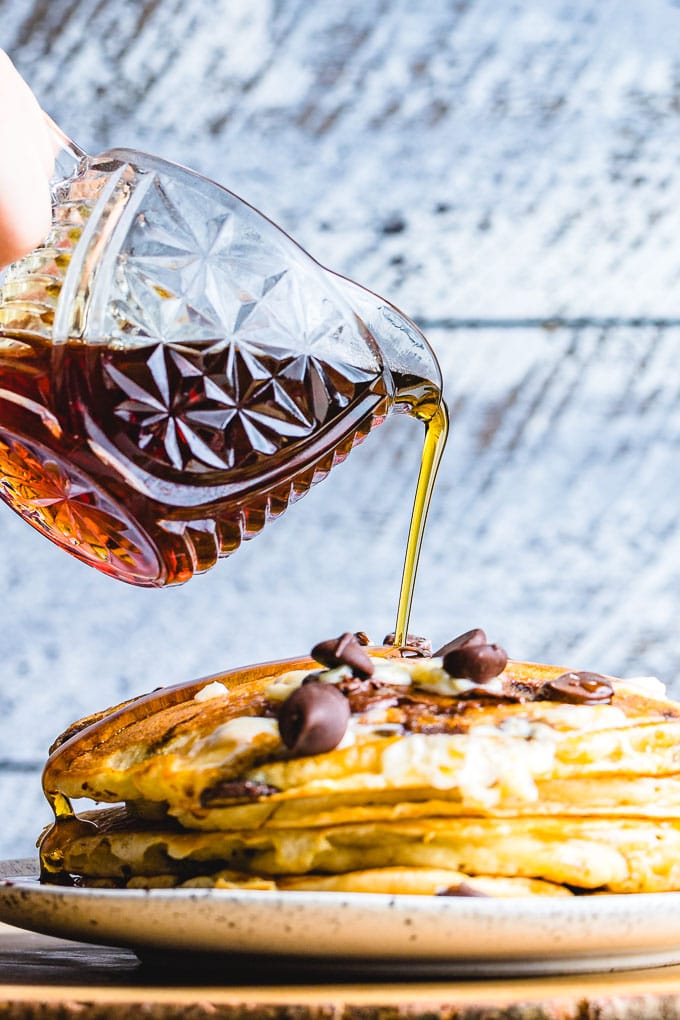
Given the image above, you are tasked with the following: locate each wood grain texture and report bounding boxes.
[3,0,680,320]
[4,924,680,1018]
[0,0,680,863]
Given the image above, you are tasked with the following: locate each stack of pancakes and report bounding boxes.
[39,629,680,897]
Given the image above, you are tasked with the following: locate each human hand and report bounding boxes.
[0,50,54,268]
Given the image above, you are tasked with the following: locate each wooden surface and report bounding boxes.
[2,923,680,1019]
[0,0,679,862]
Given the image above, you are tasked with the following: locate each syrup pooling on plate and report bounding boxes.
[39,793,98,883]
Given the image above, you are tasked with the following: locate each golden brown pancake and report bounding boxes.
[38,638,680,896]
[49,804,680,893]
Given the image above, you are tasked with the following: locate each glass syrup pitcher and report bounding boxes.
[0,123,445,593]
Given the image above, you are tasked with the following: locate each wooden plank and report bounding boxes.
[2,0,680,319]
[3,923,680,1018]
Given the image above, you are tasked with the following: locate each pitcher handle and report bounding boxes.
[44,114,87,192]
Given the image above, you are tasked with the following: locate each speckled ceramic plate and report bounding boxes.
[0,859,679,977]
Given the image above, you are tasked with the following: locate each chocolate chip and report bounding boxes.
[442,642,508,684]
[437,881,490,898]
[311,633,374,678]
[336,676,399,714]
[383,632,432,657]
[540,672,613,705]
[278,681,351,756]
[433,628,487,658]
[200,780,278,806]
[454,685,518,702]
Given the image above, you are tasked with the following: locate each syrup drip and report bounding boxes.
[38,792,98,883]
[393,397,449,648]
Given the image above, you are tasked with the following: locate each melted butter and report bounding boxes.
[401,658,503,696]
[274,655,499,695]
[193,681,229,702]
[264,670,312,701]
[370,661,412,687]
[615,676,667,700]
[534,703,628,732]
[380,731,556,808]
[195,716,280,751]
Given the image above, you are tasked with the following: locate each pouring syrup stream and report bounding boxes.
[393,396,449,648]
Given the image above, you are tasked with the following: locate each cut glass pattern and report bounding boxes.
[100,338,378,474]
[104,170,370,369]
[0,430,161,582]
[82,165,384,475]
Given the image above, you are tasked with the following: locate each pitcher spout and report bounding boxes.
[332,274,442,418]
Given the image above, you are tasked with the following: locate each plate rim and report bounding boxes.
[4,858,680,977]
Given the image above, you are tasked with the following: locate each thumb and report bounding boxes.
[0,51,55,269]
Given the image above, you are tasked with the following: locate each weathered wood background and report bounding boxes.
[1,0,680,857]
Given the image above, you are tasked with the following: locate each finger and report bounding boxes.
[0,51,54,267]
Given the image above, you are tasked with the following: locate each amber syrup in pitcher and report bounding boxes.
[0,329,398,585]
[0,325,447,616]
